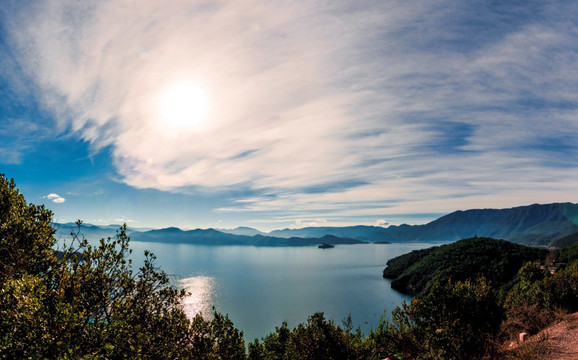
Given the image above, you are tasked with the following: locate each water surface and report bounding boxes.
[128,242,430,341]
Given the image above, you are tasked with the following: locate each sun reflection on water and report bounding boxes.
[179,276,216,319]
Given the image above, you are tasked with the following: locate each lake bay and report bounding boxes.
[128,242,430,341]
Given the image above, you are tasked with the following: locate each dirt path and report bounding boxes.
[539,312,578,360]
[507,312,578,360]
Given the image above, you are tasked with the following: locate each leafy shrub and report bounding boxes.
[248,312,367,360]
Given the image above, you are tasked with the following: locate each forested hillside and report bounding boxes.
[551,230,578,248]
[383,237,549,294]
[377,203,578,245]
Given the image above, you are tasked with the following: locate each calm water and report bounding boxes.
[127,242,430,341]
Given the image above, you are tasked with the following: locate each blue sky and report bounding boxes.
[2,0,578,231]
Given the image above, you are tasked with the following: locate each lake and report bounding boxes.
[127,242,431,341]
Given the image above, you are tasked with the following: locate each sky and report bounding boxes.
[1,0,578,232]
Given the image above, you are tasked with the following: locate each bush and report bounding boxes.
[248,312,367,360]
[500,302,556,340]
[387,278,503,360]
[0,175,56,283]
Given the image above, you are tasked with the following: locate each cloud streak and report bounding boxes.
[4,0,578,224]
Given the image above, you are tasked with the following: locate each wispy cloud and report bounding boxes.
[88,218,135,225]
[4,0,578,224]
[0,118,46,164]
[114,218,135,224]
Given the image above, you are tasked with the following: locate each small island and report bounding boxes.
[318,243,335,249]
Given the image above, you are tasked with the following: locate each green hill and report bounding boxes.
[557,242,578,264]
[383,237,549,294]
[551,231,578,248]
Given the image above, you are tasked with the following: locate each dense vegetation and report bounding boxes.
[2,174,578,359]
[383,237,549,294]
[551,230,578,248]
[0,175,245,359]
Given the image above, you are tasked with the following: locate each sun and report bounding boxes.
[155,81,211,135]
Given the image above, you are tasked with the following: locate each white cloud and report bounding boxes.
[5,0,578,221]
[45,193,66,203]
[114,218,135,223]
[5,0,358,191]
[376,219,389,227]
[89,218,135,225]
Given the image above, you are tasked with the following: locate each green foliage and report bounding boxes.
[0,273,49,358]
[550,230,578,248]
[0,174,56,284]
[540,262,578,312]
[503,262,547,310]
[248,287,505,360]
[501,257,578,342]
[0,223,196,358]
[383,278,503,360]
[384,237,549,294]
[0,175,246,359]
[364,310,413,359]
[289,313,350,360]
[558,241,578,264]
[190,310,246,359]
[248,313,368,360]
[505,261,578,314]
[382,247,437,279]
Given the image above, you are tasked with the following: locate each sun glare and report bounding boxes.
[179,276,215,318]
[155,82,210,135]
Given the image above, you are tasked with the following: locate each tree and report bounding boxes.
[190,310,246,359]
[0,174,56,284]
[0,175,246,359]
[381,278,502,360]
[540,262,578,312]
[247,313,365,360]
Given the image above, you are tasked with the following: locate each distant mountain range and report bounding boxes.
[53,202,578,247]
[217,226,267,237]
[53,223,366,247]
[379,202,578,245]
[265,203,578,246]
[130,227,366,246]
